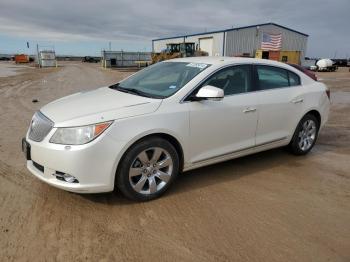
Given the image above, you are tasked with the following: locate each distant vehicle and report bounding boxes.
[316,59,337,72]
[0,57,11,61]
[22,57,330,201]
[332,59,348,67]
[288,63,317,81]
[82,56,100,63]
[309,65,318,71]
[302,59,318,71]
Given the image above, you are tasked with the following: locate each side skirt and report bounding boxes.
[183,137,288,172]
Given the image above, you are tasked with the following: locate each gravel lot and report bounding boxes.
[0,61,349,262]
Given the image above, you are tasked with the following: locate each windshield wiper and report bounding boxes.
[109,84,164,99]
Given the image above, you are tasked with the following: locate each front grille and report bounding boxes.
[28,111,54,142]
[33,161,44,173]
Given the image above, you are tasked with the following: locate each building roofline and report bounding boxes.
[152,22,309,41]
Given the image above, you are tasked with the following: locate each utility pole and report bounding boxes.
[36,44,40,68]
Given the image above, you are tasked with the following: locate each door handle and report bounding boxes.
[292,98,304,104]
[243,107,257,113]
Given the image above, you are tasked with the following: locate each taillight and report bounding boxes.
[326,89,330,100]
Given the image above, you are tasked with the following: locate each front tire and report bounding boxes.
[289,114,319,155]
[115,137,179,201]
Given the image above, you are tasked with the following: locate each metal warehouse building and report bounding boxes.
[152,22,308,64]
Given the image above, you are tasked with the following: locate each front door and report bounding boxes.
[187,65,258,163]
[262,51,269,59]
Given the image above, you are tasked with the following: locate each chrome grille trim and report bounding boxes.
[28,111,54,142]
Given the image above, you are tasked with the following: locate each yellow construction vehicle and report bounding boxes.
[152,42,207,64]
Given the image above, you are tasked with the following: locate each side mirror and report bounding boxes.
[195,85,224,101]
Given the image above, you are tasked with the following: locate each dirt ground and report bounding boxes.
[0,61,349,262]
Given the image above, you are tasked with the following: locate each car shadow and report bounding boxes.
[80,147,312,205]
[166,147,304,197]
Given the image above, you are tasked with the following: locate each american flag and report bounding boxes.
[261,32,282,51]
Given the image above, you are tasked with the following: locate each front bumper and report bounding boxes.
[24,128,125,193]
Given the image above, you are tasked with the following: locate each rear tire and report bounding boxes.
[115,137,179,201]
[289,114,319,155]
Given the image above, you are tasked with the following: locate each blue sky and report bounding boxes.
[0,0,349,58]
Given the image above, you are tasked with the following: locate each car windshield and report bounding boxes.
[110,62,210,98]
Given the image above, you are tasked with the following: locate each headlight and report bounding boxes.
[50,121,113,145]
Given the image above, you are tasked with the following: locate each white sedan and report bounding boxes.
[22,57,330,201]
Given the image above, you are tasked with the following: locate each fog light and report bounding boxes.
[63,174,77,183]
[53,171,79,183]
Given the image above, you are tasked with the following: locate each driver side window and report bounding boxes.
[201,65,252,96]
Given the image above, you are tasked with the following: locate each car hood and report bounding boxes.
[40,87,162,127]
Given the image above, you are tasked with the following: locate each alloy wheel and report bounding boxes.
[298,119,317,151]
[129,147,173,195]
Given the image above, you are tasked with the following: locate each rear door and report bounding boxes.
[187,64,258,163]
[254,65,304,145]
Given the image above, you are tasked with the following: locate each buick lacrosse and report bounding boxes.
[23,57,330,201]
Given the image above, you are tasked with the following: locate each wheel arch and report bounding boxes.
[289,109,322,144]
[305,109,321,127]
[142,133,185,172]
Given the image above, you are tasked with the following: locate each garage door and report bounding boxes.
[199,38,213,56]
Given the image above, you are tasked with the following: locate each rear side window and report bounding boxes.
[201,65,252,95]
[256,65,302,90]
[288,71,301,86]
[257,66,289,90]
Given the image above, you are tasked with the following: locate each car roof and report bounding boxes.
[166,56,253,65]
[166,56,293,68]
[165,56,315,85]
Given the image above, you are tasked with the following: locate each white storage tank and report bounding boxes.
[39,50,57,67]
[316,59,334,71]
